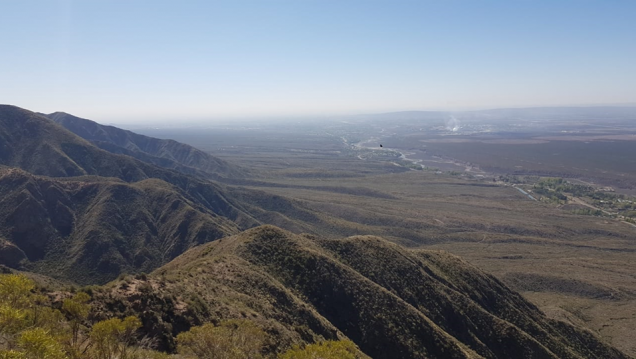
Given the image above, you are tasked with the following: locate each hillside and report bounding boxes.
[0,165,377,285]
[90,225,628,358]
[46,111,247,180]
[0,105,196,183]
[0,167,260,284]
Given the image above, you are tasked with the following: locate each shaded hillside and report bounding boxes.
[93,226,627,359]
[0,105,195,183]
[46,111,247,180]
[0,167,258,284]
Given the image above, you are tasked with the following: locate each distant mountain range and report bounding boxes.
[364,106,636,122]
[0,104,629,358]
[44,111,249,181]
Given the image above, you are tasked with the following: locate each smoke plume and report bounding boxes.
[445,116,460,132]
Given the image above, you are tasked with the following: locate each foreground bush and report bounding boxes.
[0,273,146,359]
[177,320,266,359]
[279,340,363,359]
[17,328,66,359]
[89,316,141,359]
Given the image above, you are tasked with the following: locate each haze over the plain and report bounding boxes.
[1,1,635,123]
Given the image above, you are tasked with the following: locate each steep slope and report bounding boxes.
[46,111,247,180]
[94,226,627,359]
[0,167,258,284]
[0,105,173,181]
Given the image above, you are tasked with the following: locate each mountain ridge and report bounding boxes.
[0,167,254,284]
[90,225,628,358]
[0,105,193,183]
[45,111,248,180]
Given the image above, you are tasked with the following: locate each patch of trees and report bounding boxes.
[571,208,603,216]
[534,178,594,198]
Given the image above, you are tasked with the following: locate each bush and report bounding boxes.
[0,274,35,309]
[0,350,26,359]
[17,328,66,359]
[0,273,172,359]
[278,340,364,359]
[177,320,266,359]
[63,292,91,353]
[90,316,141,359]
[624,210,636,218]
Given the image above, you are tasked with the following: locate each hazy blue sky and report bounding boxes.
[1,0,635,122]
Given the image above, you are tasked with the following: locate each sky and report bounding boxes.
[1,0,635,123]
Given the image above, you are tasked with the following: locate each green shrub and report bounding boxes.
[279,340,364,359]
[17,328,66,359]
[90,316,141,359]
[177,320,266,359]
